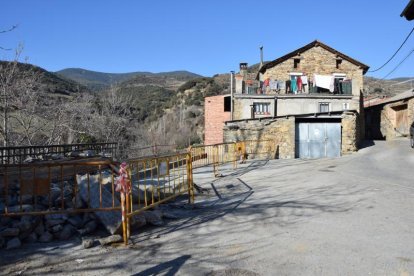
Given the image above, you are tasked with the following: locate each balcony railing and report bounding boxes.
[240,80,352,95]
[308,80,352,95]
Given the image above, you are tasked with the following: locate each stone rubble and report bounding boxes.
[0,167,187,250]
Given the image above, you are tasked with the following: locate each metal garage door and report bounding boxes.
[295,122,341,158]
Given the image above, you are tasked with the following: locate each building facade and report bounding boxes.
[224,40,369,158]
[233,40,368,121]
[365,90,414,140]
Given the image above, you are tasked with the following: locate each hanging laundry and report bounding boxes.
[297,76,303,92]
[301,75,308,85]
[278,80,285,91]
[269,79,278,90]
[264,78,270,87]
[286,80,291,93]
[291,76,297,93]
[313,74,335,92]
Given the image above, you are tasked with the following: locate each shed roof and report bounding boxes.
[365,89,414,108]
[258,40,370,77]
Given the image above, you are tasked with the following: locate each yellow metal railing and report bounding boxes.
[0,139,276,245]
[189,140,276,176]
[0,160,121,217]
[122,153,194,244]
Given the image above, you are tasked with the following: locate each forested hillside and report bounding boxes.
[2,60,411,158]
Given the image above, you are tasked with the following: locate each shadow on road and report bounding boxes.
[132,254,191,276]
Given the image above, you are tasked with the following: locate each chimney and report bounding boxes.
[239,62,248,77]
[260,46,263,68]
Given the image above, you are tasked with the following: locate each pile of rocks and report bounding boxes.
[2,180,77,212]
[0,208,181,250]
[0,170,185,250]
[0,212,99,250]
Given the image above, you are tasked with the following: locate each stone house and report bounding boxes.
[365,90,414,140]
[224,40,369,158]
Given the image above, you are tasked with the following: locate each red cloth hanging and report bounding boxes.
[297,76,303,91]
[115,162,131,194]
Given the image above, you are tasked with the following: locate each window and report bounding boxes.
[319,102,330,113]
[224,96,231,112]
[333,74,347,94]
[336,59,342,69]
[254,102,271,115]
[343,103,350,110]
[294,58,300,69]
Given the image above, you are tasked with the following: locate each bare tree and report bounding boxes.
[0,45,25,146]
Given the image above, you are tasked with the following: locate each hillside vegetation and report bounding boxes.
[56,68,201,91]
[1,61,88,95]
[2,60,412,158]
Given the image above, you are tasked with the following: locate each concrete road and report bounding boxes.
[1,139,413,275]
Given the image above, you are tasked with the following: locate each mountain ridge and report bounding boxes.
[56,68,202,91]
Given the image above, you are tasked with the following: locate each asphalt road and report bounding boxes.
[1,139,413,275]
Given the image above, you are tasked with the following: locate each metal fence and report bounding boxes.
[122,153,194,243]
[127,144,179,159]
[189,140,276,176]
[0,160,121,217]
[0,143,118,165]
[0,139,276,245]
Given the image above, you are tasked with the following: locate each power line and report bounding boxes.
[381,47,414,80]
[368,27,414,72]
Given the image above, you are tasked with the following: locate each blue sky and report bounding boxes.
[1,0,413,79]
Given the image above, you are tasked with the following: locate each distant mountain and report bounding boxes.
[364,76,413,98]
[389,77,414,82]
[56,68,202,91]
[0,61,88,95]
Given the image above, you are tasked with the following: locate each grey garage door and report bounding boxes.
[295,122,341,158]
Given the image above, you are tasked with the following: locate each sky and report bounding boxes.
[1,0,413,79]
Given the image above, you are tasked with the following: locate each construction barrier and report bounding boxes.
[0,142,118,165]
[121,152,194,244]
[0,160,122,215]
[189,140,276,176]
[0,140,275,245]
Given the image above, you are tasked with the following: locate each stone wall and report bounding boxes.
[409,98,414,126]
[379,98,414,140]
[224,112,361,159]
[262,46,364,98]
[223,117,295,159]
[204,95,231,145]
[342,111,359,154]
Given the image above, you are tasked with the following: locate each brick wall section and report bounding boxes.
[204,95,231,145]
[223,117,295,159]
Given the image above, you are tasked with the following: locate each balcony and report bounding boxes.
[308,80,352,95]
[240,80,352,96]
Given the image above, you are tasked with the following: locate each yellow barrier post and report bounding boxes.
[232,142,237,169]
[186,153,194,204]
[121,193,127,245]
[213,145,219,177]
